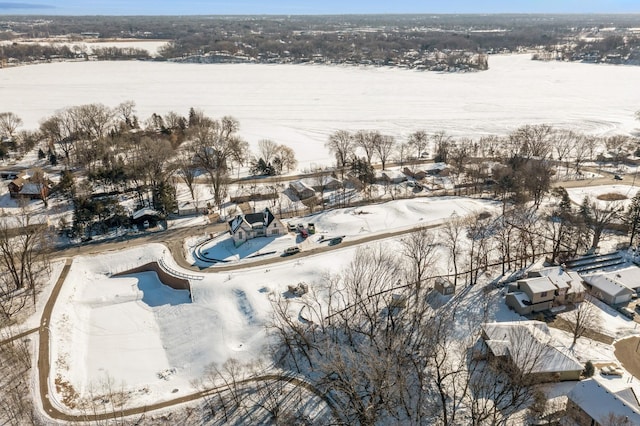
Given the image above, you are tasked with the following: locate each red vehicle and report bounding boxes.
[300,228,309,238]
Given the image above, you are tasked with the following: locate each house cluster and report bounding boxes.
[505,266,585,315]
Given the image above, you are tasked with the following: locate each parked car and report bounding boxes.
[297,223,305,232]
[300,228,309,238]
[618,306,635,319]
[614,174,623,180]
[308,223,316,234]
[287,222,296,232]
[283,246,300,256]
[328,237,343,246]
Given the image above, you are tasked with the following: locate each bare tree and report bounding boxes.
[190,115,247,209]
[325,130,353,179]
[258,139,279,165]
[0,208,51,322]
[564,295,600,348]
[408,130,428,159]
[580,196,624,249]
[275,144,297,173]
[553,129,576,173]
[509,124,554,160]
[443,214,464,286]
[176,152,198,203]
[400,228,438,294]
[583,135,600,162]
[0,112,22,139]
[353,130,378,165]
[374,134,395,170]
[114,100,136,128]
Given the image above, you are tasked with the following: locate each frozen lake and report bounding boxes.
[1,54,639,167]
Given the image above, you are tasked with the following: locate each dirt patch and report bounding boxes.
[597,192,628,201]
[549,317,614,345]
[55,375,79,408]
[614,336,640,377]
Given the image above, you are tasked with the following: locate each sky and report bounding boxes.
[1,0,639,15]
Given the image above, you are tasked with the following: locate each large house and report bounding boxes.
[582,266,640,305]
[565,378,640,425]
[227,208,284,247]
[481,321,583,382]
[506,266,585,315]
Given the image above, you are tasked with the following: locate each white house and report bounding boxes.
[227,208,284,247]
[481,321,583,382]
[582,273,635,305]
[566,378,640,425]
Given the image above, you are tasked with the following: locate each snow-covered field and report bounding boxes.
[50,196,496,412]
[2,54,640,167]
[566,184,639,209]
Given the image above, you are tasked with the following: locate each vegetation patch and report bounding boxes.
[597,193,628,201]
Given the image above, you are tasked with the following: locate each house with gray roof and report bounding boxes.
[227,207,284,247]
[566,378,640,425]
[582,272,635,305]
[482,321,583,382]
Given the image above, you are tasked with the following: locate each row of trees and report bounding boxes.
[0,104,300,237]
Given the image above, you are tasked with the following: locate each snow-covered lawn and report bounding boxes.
[187,196,500,267]
[566,184,639,209]
[3,54,640,169]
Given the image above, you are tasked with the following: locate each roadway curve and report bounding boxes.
[37,173,635,421]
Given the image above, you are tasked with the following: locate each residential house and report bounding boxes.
[506,276,557,315]
[228,208,284,247]
[582,273,635,305]
[289,180,315,200]
[434,277,455,296]
[301,176,342,192]
[481,321,583,382]
[565,378,640,425]
[8,175,51,200]
[376,169,408,184]
[530,266,586,304]
[506,266,586,315]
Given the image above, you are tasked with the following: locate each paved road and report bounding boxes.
[36,173,639,421]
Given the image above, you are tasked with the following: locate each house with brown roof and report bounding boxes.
[8,175,51,200]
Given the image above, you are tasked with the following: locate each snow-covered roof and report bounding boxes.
[599,266,640,291]
[582,273,635,297]
[520,276,557,294]
[507,291,531,308]
[568,378,640,424]
[482,321,583,375]
[19,182,45,195]
[132,207,160,220]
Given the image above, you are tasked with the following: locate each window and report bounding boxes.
[238,232,243,239]
[540,291,548,297]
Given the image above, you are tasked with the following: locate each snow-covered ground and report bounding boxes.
[50,195,497,412]
[187,196,499,267]
[2,54,640,168]
[566,184,639,209]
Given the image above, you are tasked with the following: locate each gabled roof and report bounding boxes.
[519,276,557,294]
[583,273,635,298]
[132,207,160,220]
[228,208,276,235]
[19,183,46,195]
[568,379,640,424]
[482,321,583,374]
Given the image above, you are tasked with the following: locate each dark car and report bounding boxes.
[614,174,623,180]
[328,237,343,246]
